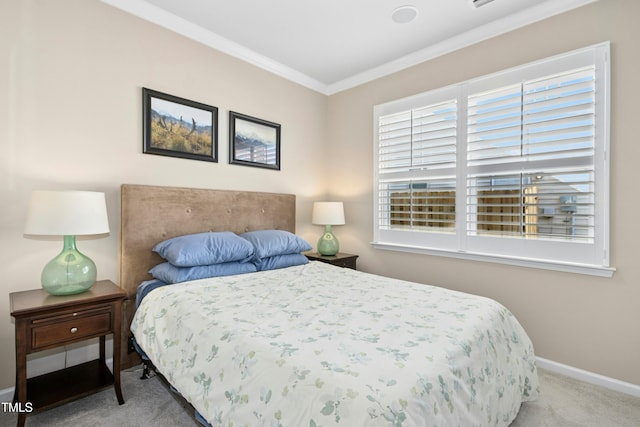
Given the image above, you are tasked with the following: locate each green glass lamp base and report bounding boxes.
[41,235,97,296]
[317,225,340,256]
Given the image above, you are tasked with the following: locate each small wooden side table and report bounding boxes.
[10,280,126,427]
[305,252,359,270]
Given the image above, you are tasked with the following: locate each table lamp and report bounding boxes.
[312,202,345,256]
[24,190,110,296]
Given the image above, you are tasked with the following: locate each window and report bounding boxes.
[373,43,612,276]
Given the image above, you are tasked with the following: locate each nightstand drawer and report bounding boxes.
[32,309,112,350]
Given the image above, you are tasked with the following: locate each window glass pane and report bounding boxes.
[379,179,456,232]
[467,170,594,241]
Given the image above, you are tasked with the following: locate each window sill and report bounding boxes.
[371,241,615,278]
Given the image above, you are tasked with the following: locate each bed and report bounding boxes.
[120,184,539,427]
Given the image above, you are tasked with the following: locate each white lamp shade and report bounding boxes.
[312,202,345,225]
[24,190,110,236]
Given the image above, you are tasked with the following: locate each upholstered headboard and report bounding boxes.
[119,184,296,367]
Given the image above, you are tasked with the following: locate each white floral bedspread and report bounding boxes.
[131,261,538,427]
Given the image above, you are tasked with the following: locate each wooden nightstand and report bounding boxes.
[305,252,359,270]
[10,280,127,427]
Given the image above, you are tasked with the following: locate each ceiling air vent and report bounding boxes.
[472,0,495,8]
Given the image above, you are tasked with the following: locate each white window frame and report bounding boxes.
[373,42,614,277]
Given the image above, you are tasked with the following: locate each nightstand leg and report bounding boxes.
[99,335,106,363]
[15,318,27,427]
[113,300,124,404]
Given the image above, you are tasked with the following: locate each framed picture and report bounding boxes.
[229,111,281,170]
[143,88,218,162]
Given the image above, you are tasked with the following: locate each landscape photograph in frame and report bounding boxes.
[143,88,218,162]
[229,111,280,170]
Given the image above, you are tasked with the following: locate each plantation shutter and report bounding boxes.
[466,66,596,241]
[373,42,610,274]
[377,97,457,233]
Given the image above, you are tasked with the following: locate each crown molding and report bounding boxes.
[101,0,597,96]
[100,0,327,93]
[324,0,597,94]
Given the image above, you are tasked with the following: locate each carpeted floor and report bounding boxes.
[1,366,639,426]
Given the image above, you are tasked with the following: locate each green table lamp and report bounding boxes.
[24,190,110,296]
[312,202,345,256]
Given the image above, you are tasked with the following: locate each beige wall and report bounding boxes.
[0,0,327,389]
[1,0,638,393]
[327,0,640,386]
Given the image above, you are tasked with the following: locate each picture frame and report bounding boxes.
[143,88,218,162]
[229,111,281,170]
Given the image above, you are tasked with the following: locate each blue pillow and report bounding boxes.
[149,262,257,284]
[153,231,254,267]
[254,253,309,271]
[240,230,312,260]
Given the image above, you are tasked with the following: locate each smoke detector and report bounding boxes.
[391,5,418,24]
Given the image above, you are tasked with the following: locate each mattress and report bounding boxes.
[131,261,539,426]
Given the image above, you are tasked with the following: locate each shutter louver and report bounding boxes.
[467,84,523,167]
[379,111,412,173]
[523,67,595,162]
[411,102,458,170]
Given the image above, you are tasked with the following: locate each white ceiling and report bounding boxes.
[101,0,596,95]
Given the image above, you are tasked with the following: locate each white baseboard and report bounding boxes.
[0,386,12,404]
[536,356,640,398]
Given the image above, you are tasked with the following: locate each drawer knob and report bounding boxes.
[70,327,78,334]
